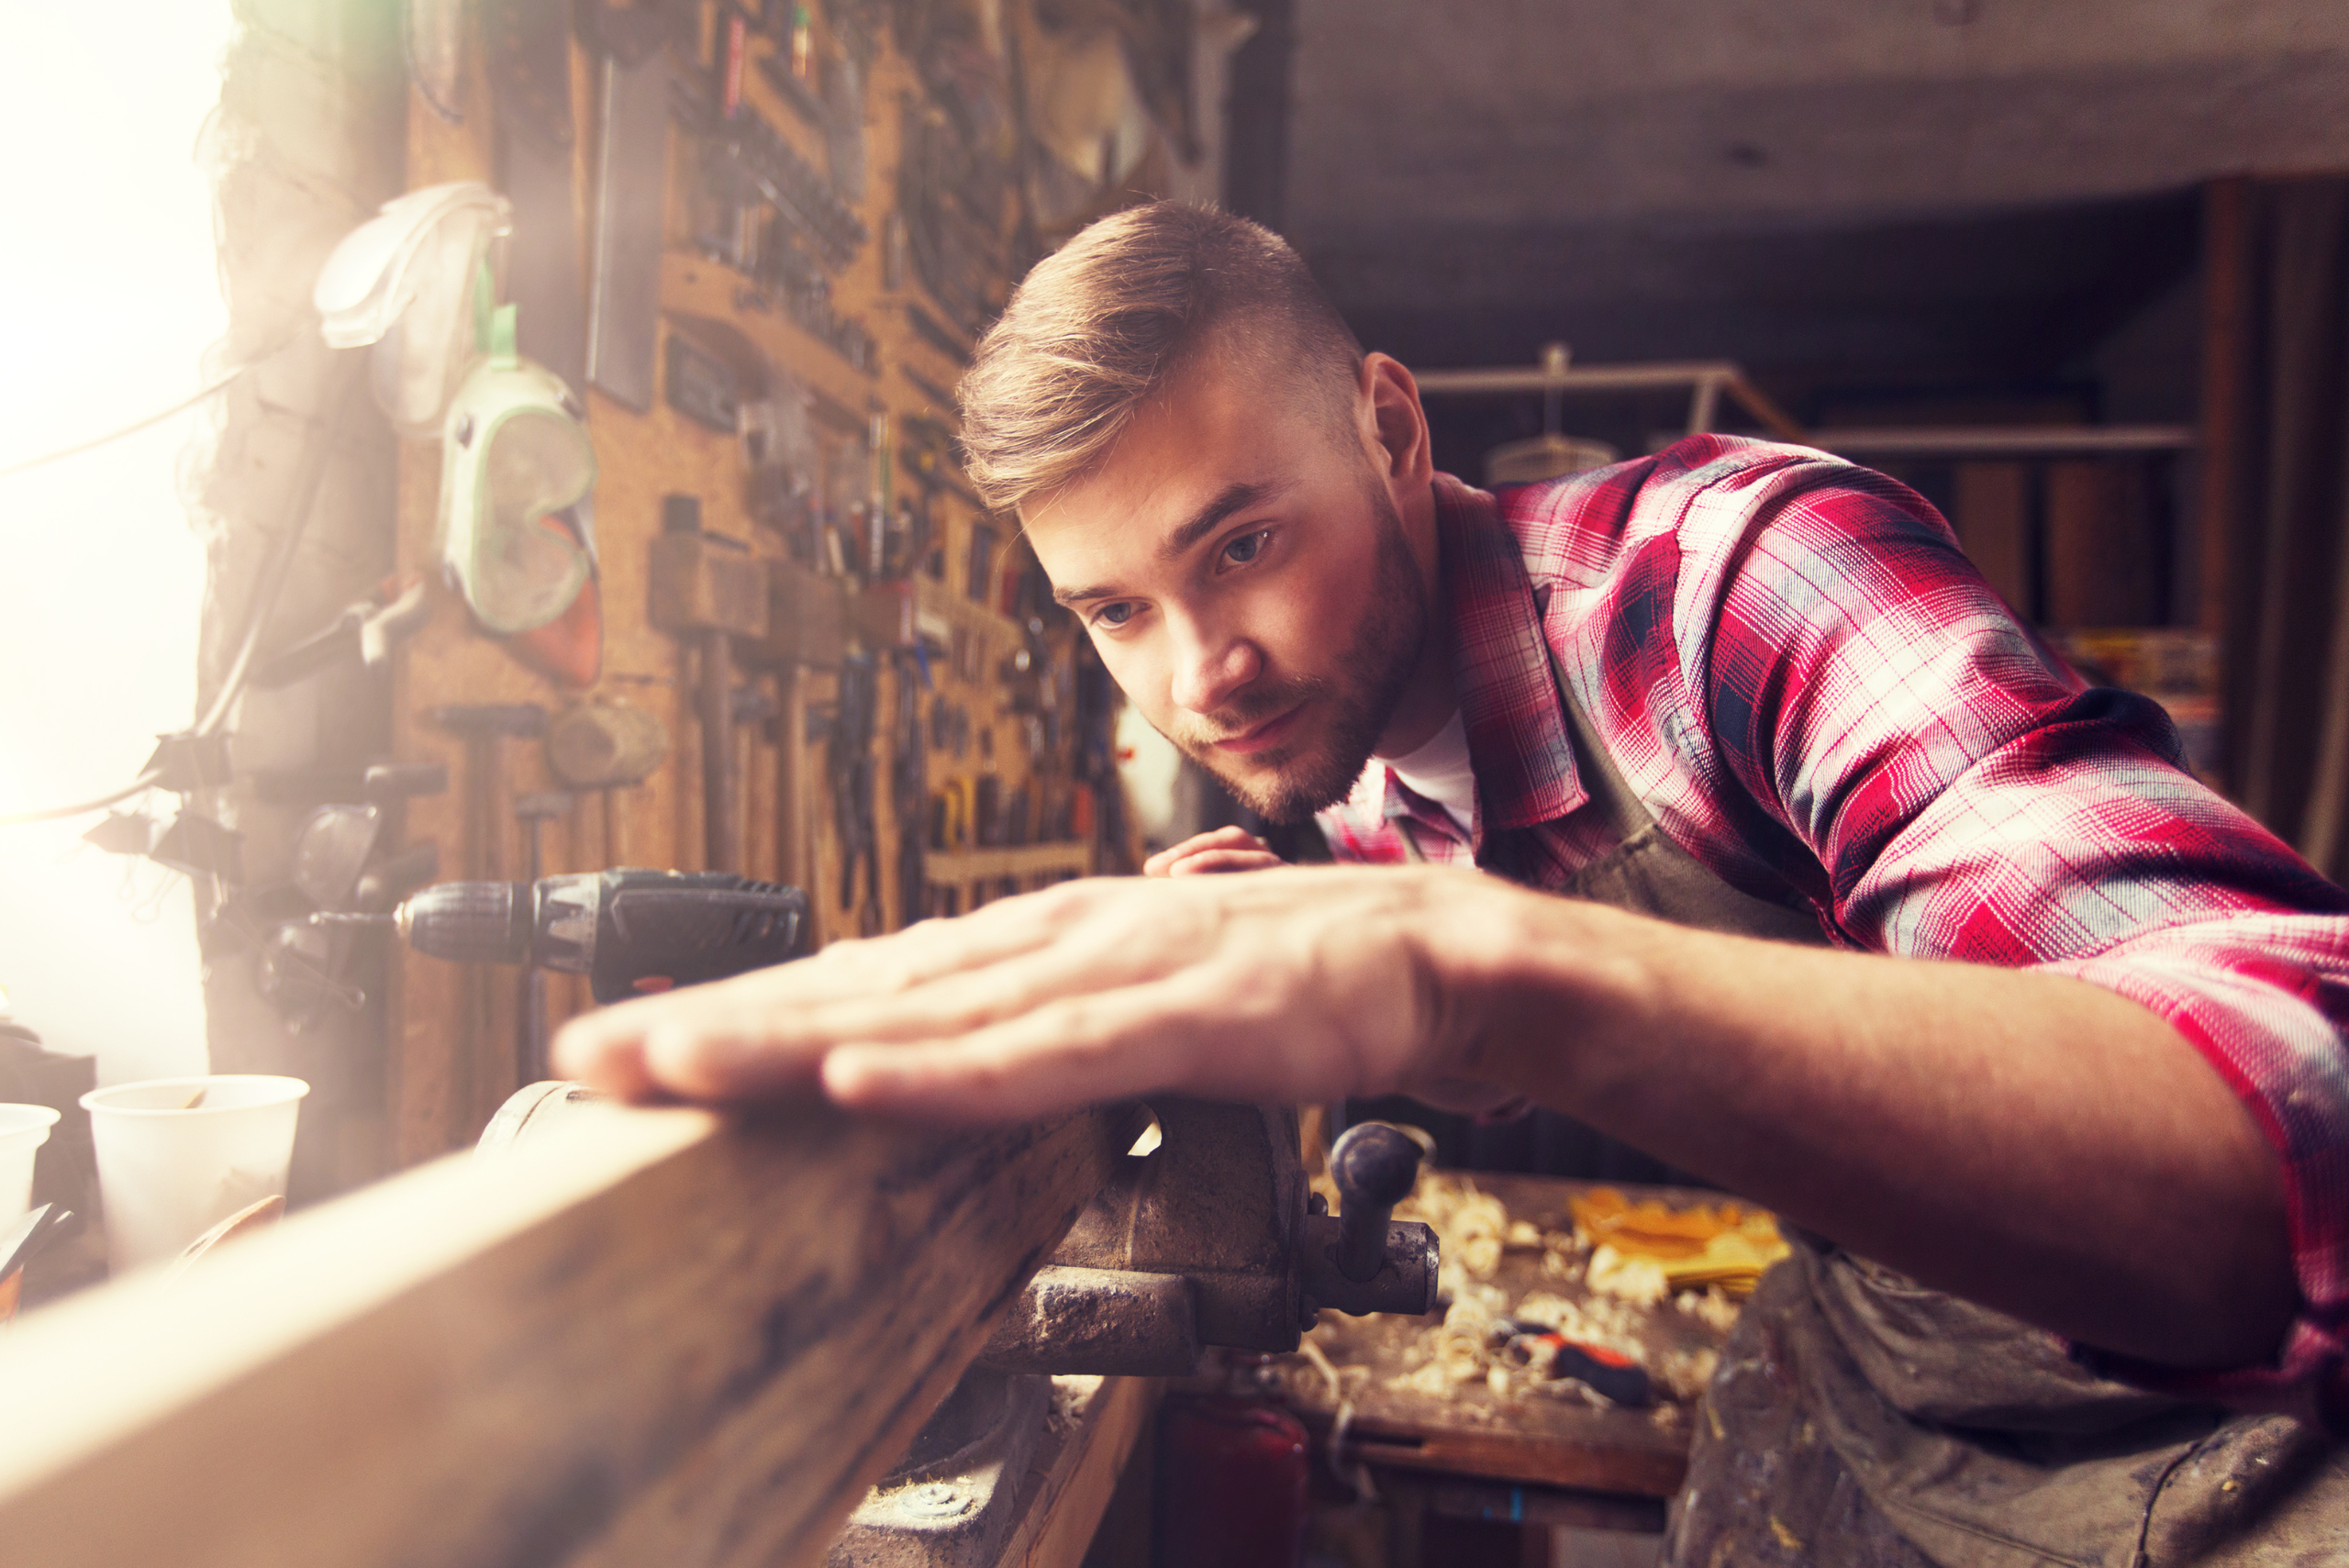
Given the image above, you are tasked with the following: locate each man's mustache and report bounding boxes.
[1169,676,1330,749]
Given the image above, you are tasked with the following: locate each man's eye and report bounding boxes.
[1094,602,1137,628]
[1221,529,1270,567]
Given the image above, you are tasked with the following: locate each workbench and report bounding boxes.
[1264,1175,1749,1558]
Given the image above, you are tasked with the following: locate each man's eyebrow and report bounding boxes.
[1159,480,1285,561]
[1051,480,1289,607]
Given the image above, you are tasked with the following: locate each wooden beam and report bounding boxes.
[0,1099,1129,1568]
[2197,175,2260,797]
[1003,1377,1162,1568]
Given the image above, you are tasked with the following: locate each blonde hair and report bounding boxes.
[957,202,1364,515]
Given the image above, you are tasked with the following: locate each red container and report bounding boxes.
[1153,1395,1309,1568]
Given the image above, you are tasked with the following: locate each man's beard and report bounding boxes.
[1165,484,1431,824]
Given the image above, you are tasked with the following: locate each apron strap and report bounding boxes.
[1546,646,1656,844]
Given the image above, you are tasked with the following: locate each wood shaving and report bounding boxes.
[1676,1285,1742,1334]
[1508,1291,1648,1360]
[1356,1169,1754,1414]
[1658,1347,1720,1402]
[1045,1374,1103,1434]
[1401,1173,1515,1289]
[1586,1244,1671,1306]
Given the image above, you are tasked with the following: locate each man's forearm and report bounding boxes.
[553,860,2298,1369]
[1445,892,2297,1369]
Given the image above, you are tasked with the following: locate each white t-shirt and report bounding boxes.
[1377,709,1476,838]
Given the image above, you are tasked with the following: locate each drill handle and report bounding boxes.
[585,873,808,1004]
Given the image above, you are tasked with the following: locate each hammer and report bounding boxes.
[545,701,670,869]
[513,789,575,1084]
[430,704,547,880]
[650,495,769,871]
[429,703,547,1109]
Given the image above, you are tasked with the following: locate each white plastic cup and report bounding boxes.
[0,1104,61,1225]
[81,1075,307,1274]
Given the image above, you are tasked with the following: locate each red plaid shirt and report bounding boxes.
[1319,436,2349,1428]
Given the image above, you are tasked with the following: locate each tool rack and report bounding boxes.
[391,0,1107,1164]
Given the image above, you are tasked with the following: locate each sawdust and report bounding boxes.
[1586,1243,1672,1306]
[1363,1171,1756,1413]
[1658,1346,1721,1402]
[1677,1284,1742,1335]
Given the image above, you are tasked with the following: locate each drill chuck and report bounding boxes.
[396,881,533,964]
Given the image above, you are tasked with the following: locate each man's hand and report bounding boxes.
[553,867,1520,1119]
[1141,826,1286,877]
[551,861,2297,1368]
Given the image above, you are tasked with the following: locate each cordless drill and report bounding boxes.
[377,869,808,1003]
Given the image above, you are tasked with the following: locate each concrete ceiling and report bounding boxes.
[1270,1,2349,402]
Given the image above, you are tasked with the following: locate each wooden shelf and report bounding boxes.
[927,842,1094,884]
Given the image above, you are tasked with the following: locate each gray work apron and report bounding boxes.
[1511,660,2348,1566]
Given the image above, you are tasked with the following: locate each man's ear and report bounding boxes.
[1361,353,1433,485]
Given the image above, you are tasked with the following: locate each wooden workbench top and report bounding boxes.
[1264,1173,1752,1500]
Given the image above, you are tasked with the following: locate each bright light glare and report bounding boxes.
[0,5,237,1083]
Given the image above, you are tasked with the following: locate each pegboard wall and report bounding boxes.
[387,0,1154,1163]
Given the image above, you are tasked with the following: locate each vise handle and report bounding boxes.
[1331,1122,1420,1282]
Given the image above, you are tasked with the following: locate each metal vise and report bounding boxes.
[975,1099,1438,1376]
[479,1087,1437,1568]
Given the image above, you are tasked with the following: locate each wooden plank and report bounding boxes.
[1293,1407,1686,1498]
[1006,1377,1162,1568]
[1425,1476,1666,1535]
[929,843,1097,884]
[0,1100,1129,1568]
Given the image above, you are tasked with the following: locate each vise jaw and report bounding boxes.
[976,1101,1439,1376]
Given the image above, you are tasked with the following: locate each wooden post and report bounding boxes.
[1951,462,2034,618]
[0,1100,1130,1568]
[2197,175,2260,795]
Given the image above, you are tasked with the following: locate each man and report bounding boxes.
[557,204,2349,1560]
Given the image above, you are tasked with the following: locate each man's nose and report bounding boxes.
[1168,619,1263,717]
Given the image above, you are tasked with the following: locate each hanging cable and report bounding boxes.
[192,356,364,738]
[0,364,249,482]
[0,356,365,828]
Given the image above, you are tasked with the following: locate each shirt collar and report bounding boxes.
[1430,473,1586,833]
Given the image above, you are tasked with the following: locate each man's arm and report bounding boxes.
[1463,888,2296,1371]
[551,862,2295,1371]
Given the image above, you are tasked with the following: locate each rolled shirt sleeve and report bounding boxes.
[1668,447,2349,1426]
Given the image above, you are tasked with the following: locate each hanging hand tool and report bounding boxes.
[581,0,672,412]
[513,791,575,1083]
[650,496,769,872]
[828,652,881,929]
[327,868,807,1003]
[545,701,670,870]
[431,704,548,880]
[891,649,929,926]
[252,760,451,807]
[249,572,432,690]
[486,0,586,392]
